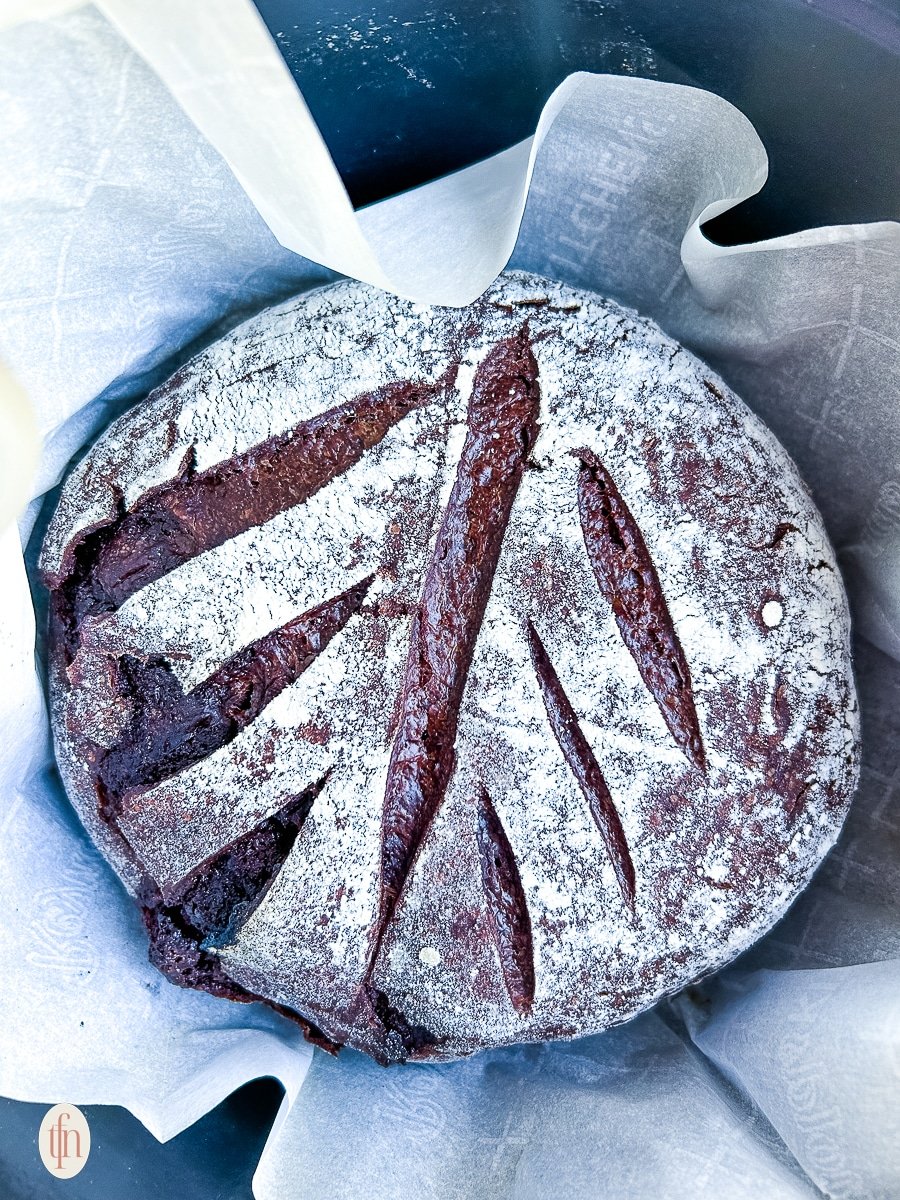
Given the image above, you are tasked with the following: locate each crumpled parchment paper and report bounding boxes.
[0,4,898,1198]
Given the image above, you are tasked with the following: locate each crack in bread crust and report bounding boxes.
[576,447,706,772]
[368,328,540,989]
[526,619,635,911]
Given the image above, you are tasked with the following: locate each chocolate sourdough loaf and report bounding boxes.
[41,271,860,1063]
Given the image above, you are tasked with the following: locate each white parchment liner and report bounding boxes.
[0,4,898,1198]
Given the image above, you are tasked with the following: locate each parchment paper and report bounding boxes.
[0,5,898,1198]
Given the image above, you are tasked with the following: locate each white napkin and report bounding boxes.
[0,5,898,1198]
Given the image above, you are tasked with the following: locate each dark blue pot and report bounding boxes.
[1,2,897,1196]
[257,0,899,241]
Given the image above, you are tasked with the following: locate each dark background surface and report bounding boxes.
[2,1,898,1197]
[258,0,900,236]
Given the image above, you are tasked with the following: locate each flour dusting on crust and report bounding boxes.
[42,273,860,1062]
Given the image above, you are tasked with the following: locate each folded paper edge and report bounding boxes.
[88,0,781,308]
[0,1028,313,1145]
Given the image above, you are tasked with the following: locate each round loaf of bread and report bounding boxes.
[42,271,859,1063]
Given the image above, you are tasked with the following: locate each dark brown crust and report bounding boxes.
[39,275,858,1068]
[476,788,535,1014]
[140,784,319,985]
[575,447,706,772]
[526,620,636,910]
[750,523,799,551]
[47,377,453,1051]
[50,376,451,664]
[368,329,541,977]
[766,673,819,822]
[46,373,451,1049]
[137,775,344,1055]
[365,988,439,1061]
[94,576,372,808]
